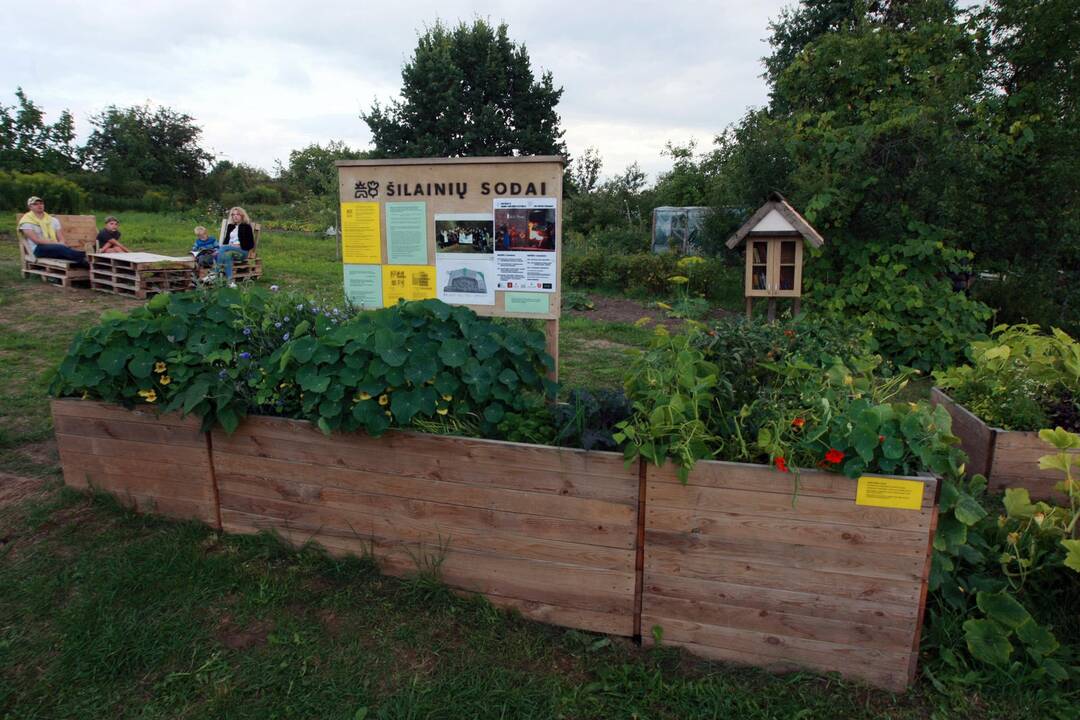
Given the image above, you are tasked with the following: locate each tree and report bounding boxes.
[0,88,79,173]
[81,104,214,194]
[276,140,367,198]
[567,146,602,195]
[363,19,566,158]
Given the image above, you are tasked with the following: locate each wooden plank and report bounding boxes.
[216,473,634,549]
[647,482,932,532]
[51,399,200,429]
[482,592,632,636]
[642,593,912,651]
[643,572,917,629]
[930,388,994,478]
[218,417,634,484]
[108,491,217,525]
[645,506,928,558]
[640,615,911,686]
[53,414,206,447]
[212,430,638,504]
[214,490,634,571]
[650,461,936,507]
[220,514,634,616]
[56,434,211,465]
[213,455,634,526]
[640,636,909,692]
[644,546,920,606]
[644,529,924,581]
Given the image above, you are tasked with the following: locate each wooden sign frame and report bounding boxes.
[336,156,564,376]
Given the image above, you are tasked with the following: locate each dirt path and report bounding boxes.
[566,293,733,331]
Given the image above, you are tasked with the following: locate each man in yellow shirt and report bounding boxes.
[17,196,88,267]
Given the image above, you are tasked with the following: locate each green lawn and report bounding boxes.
[0,212,1047,719]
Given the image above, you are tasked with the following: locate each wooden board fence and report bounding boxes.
[210,416,640,636]
[51,399,219,526]
[641,460,938,692]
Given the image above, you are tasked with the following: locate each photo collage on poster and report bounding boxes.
[342,197,557,311]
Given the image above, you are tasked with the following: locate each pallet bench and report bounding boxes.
[90,252,195,299]
[15,213,96,288]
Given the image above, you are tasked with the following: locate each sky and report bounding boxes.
[5,0,791,182]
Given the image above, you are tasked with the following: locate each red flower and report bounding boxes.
[825,449,844,464]
[784,329,795,338]
[878,435,885,444]
[774,456,789,473]
[791,417,805,429]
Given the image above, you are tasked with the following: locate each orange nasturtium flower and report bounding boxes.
[824,448,844,464]
[791,417,805,429]
[774,456,789,473]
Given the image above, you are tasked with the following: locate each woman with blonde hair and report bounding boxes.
[213,206,255,287]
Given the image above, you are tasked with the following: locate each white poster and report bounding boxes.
[493,197,557,293]
[436,255,496,305]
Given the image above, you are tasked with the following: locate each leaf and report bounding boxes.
[976,591,1031,630]
[1002,488,1034,519]
[438,339,470,368]
[290,337,318,363]
[390,388,424,424]
[1062,539,1080,573]
[852,425,879,462]
[217,406,240,434]
[953,494,988,526]
[296,366,331,393]
[1015,618,1059,657]
[183,381,210,414]
[963,619,1013,666]
[127,351,155,379]
[483,403,505,423]
[378,345,409,368]
[881,436,905,460]
[97,347,132,376]
[1037,427,1080,450]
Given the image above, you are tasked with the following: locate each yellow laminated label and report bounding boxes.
[855,476,925,510]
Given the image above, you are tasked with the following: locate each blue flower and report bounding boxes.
[296,304,304,311]
[239,351,251,360]
[283,316,290,322]
[282,332,290,341]
[218,369,228,379]
[274,322,282,329]
[243,327,252,336]
[270,285,279,292]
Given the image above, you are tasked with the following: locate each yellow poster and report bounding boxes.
[382,265,437,305]
[341,202,381,264]
[855,476,925,510]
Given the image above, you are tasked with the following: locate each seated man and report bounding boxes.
[17,196,88,268]
[95,216,130,253]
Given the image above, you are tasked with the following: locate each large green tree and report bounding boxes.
[363,20,566,158]
[81,104,214,194]
[275,140,367,198]
[0,88,79,173]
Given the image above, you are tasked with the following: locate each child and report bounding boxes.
[96,216,130,253]
[191,226,218,270]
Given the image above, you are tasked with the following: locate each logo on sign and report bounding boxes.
[354,180,379,199]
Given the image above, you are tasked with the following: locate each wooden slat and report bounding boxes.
[643,572,917,629]
[644,546,920,606]
[644,529,923,581]
[51,399,199,429]
[217,473,634,549]
[53,414,205,447]
[647,482,931,532]
[930,387,994,478]
[212,433,637,504]
[215,489,633,570]
[646,506,928,558]
[641,616,911,688]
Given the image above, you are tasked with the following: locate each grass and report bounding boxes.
[0,210,1059,718]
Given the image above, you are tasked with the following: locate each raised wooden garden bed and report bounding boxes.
[931,387,1075,502]
[50,399,940,692]
[640,459,938,692]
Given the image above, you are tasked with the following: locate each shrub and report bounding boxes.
[0,170,89,213]
[562,251,741,305]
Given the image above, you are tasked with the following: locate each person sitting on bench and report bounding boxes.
[214,206,255,287]
[17,196,88,268]
[95,216,130,253]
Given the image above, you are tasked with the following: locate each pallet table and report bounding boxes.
[89,252,195,299]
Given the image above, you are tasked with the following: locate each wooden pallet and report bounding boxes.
[90,252,195,299]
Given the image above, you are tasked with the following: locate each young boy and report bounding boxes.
[191,226,218,271]
[96,216,130,253]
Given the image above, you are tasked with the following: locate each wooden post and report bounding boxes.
[545,318,559,383]
[745,296,753,319]
[793,297,801,316]
[767,298,777,322]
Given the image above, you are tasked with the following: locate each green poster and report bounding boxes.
[343,264,383,309]
[385,201,428,265]
[504,292,550,314]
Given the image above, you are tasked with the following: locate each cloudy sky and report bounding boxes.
[6,0,790,181]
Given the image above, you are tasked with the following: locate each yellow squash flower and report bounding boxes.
[358,392,372,400]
